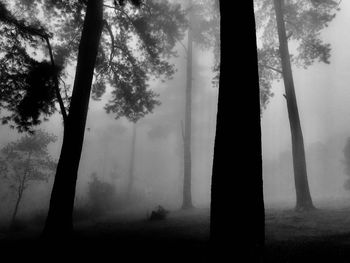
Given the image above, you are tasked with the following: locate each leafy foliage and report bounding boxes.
[0,0,188,128]
[0,1,62,132]
[0,129,57,198]
[186,0,220,87]
[254,0,339,112]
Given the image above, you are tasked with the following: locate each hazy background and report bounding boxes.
[261,0,350,207]
[0,27,218,220]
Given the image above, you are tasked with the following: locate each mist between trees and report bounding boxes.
[0,0,219,240]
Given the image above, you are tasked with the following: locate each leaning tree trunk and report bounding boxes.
[182,1,194,210]
[11,187,23,226]
[273,0,314,211]
[126,122,137,200]
[43,0,104,237]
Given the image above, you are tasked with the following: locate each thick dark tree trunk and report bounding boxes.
[210,1,264,261]
[182,4,194,210]
[273,0,314,211]
[43,0,104,238]
[126,122,136,200]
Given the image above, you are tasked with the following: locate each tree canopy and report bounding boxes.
[254,0,340,111]
[0,0,187,129]
[0,129,57,193]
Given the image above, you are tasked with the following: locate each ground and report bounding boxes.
[265,199,350,262]
[0,207,210,262]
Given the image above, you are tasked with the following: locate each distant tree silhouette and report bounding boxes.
[176,0,219,210]
[87,172,117,215]
[0,130,56,227]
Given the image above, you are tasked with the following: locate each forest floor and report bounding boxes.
[0,207,210,262]
[265,199,350,262]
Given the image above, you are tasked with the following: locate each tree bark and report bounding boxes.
[210,0,264,261]
[126,122,136,200]
[273,0,314,211]
[182,1,194,210]
[43,0,104,238]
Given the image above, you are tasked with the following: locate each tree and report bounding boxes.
[0,129,57,227]
[126,122,137,200]
[87,172,117,215]
[0,0,186,237]
[177,0,219,210]
[254,0,339,211]
[210,1,264,261]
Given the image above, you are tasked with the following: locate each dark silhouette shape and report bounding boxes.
[149,205,169,221]
[210,0,264,262]
[43,0,104,238]
[41,1,186,238]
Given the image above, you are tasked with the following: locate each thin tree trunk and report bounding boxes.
[10,189,22,226]
[273,0,314,211]
[11,151,31,227]
[126,122,137,200]
[43,0,104,238]
[182,1,194,210]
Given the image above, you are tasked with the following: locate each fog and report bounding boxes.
[261,0,350,208]
[0,0,218,232]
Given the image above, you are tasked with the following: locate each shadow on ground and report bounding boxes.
[0,208,210,262]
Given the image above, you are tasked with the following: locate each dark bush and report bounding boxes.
[149,205,169,221]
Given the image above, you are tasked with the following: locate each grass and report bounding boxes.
[265,199,350,262]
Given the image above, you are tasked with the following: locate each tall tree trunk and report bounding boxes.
[182,1,194,210]
[43,0,104,238]
[273,0,314,211]
[126,122,137,200]
[210,1,264,261]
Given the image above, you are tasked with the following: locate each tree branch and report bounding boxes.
[44,37,68,125]
[103,19,115,66]
[259,63,282,74]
